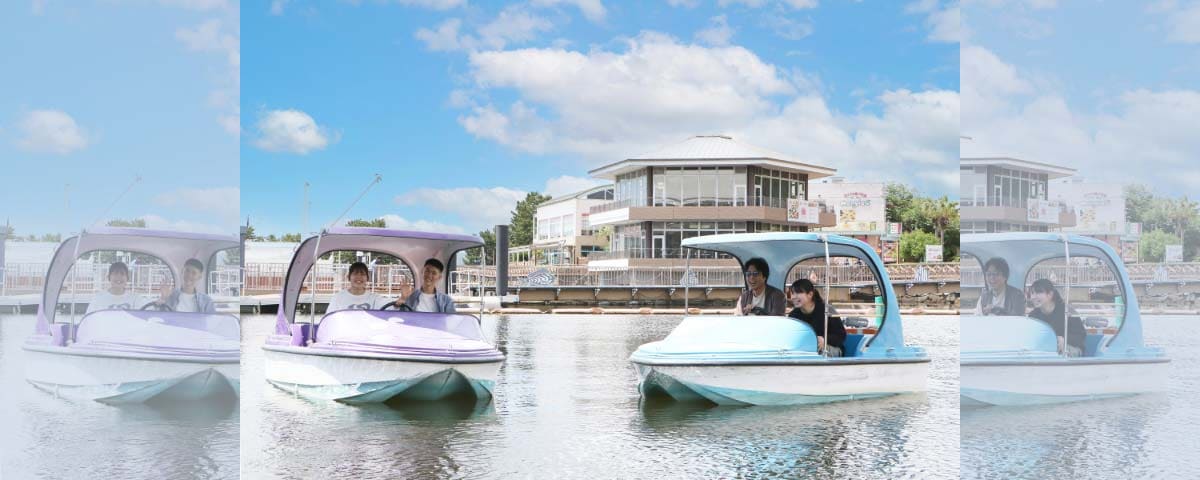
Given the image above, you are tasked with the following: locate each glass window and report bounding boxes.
[700,173,717,206]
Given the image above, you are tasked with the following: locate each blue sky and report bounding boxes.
[242,0,960,236]
[0,1,240,237]
[961,0,1200,195]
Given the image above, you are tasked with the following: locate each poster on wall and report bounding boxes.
[809,183,886,233]
[925,245,943,262]
[1121,241,1139,263]
[1165,244,1184,263]
[1053,183,1126,234]
[787,198,821,224]
[882,241,897,263]
[1026,199,1057,224]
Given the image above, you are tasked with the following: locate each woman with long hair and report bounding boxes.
[1028,278,1086,357]
[788,278,847,357]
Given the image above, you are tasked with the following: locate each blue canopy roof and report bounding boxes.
[682,232,907,352]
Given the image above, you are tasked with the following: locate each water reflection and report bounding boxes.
[243,314,958,479]
[1,315,239,479]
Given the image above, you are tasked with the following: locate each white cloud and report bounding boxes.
[138,214,229,235]
[1164,2,1200,43]
[961,45,1200,194]
[451,33,959,196]
[544,175,607,197]
[416,7,555,52]
[762,14,814,40]
[175,19,240,135]
[15,110,89,154]
[375,214,467,234]
[395,187,527,229]
[31,0,46,14]
[530,0,606,22]
[907,1,960,43]
[666,0,700,7]
[153,187,240,222]
[717,0,817,8]
[252,109,335,154]
[270,0,289,15]
[695,15,735,46]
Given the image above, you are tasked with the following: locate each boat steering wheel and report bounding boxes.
[140,301,174,312]
[380,301,412,312]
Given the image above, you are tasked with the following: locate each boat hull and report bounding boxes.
[961,358,1170,406]
[632,360,929,406]
[262,345,502,403]
[23,346,239,404]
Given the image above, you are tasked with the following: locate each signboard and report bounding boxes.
[886,222,902,238]
[925,245,943,262]
[1121,241,1139,263]
[809,182,886,233]
[1026,198,1057,224]
[1165,244,1184,263]
[881,241,897,263]
[1053,183,1126,234]
[786,198,821,224]
[1125,222,1142,238]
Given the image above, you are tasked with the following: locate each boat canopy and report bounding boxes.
[681,232,906,352]
[40,227,238,324]
[279,227,483,324]
[961,232,1144,351]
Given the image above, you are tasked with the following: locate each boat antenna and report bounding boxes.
[1062,234,1071,357]
[683,247,691,314]
[821,234,831,356]
[70,174,141,342]
[325,174,382,231]
[308,174,383,331]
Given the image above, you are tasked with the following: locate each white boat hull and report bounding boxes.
[961,359,1169,406]
[262,346,502,403]
[633,361,929,406]
[23,347,239,404]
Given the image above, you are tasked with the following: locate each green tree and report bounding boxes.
[0,223,14,237]
[243,225,258,241]
[281,233,302,242]
[346,218,388,228]
[921,196,958,244]
[266,234,278,242]
[106,218,147,228]
[465,228,496,264]
[1125,184,1154,224]
[1139,229,1181,262]
[509,192,551,247]
[898,230,939,263]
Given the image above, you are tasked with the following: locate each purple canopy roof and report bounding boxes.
[279,228,482,324]
[40,227,239,324]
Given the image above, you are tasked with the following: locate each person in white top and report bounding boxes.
[326,262,401,312]
[153,258,217,313]
[86,261,143,314]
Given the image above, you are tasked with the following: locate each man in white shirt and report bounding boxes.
[396,258,456,314]
[86,261,143,314]
[326,262,401,312]
[155,258,217,313]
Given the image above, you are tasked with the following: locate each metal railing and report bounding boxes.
[586,248,735,261]
[1,262,242,297]
[959,196,1071,212]
[241,263,413,296]
[589,196,829,214]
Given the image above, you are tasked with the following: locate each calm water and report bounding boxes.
[960,315,1200,479]
[241,314,960,479]
[0,314,239,479]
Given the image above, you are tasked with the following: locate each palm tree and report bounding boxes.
[922,196,959,244]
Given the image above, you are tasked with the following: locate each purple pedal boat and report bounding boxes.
[261,228,504,403]
[22,228,241,403]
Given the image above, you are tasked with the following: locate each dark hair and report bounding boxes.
[108,261,129,277]
[347,261,369,278]
[1030,278,1064,309]
[791,278,824,307]
[424,258,445,273]
[184,258,205,272]
[983,257,1009,279]
[744,257,769,280]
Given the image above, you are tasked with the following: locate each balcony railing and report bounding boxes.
[959,196,1070,212]
[589,196,829,215]
[586,248,734,261]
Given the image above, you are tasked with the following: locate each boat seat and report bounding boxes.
[1084,333,1105,357]
[842,334,866,358]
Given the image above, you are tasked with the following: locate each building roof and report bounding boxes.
[589,135,837,180]
[960,156,1076,179]
[540,184,614,208]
